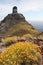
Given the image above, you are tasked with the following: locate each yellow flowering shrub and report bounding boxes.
[0,42,41,65]
[2,36,26,47]
[23,34,37,41]
[2,36,17,46]
[23,34,33,38]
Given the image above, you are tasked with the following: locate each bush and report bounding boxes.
[2,36,26,47]
[0,42,41,65]
[2,36,18,46]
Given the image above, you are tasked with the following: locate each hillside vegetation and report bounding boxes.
[0,42,41,65]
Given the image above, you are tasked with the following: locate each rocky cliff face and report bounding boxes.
[0,6,39,39]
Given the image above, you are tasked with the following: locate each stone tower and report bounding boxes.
[13,6,17,14]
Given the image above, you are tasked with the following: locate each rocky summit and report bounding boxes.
[0,6,39,39]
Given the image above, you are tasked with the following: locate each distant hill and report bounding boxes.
[0,6,39,39]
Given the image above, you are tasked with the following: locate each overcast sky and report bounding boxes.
[0,0,43,21]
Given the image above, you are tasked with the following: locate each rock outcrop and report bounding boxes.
[0,6,39,39]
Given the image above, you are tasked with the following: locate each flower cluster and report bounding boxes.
[0,42,41,65]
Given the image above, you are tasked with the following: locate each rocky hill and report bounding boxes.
[0,6,39,39]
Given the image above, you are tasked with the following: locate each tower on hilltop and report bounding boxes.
[13,6,18,14]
